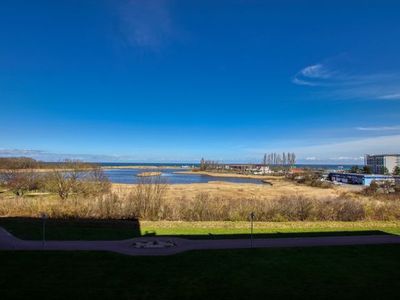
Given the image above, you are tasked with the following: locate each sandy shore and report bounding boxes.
[137,171,162,177]
[174,170,283,180]
[101,165,184,170]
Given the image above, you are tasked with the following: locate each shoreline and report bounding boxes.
[174,170,285,180]
[101,165,184,170]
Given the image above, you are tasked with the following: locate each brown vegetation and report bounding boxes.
[125,176,168,220]
[43,162,110,200]
[0,160,110,198]
[1,180,400,221]
[0,157,39,169]
[0,170,41,196]
[1,160,399,222]
[286,170,333,188]
[0,157,96,170]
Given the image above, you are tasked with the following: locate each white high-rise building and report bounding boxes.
[365,154,400,174]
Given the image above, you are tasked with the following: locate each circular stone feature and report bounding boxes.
[132,240,176,248]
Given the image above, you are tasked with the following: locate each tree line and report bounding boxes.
[199,152,297,172]
[0,157,94,170]
[350,165,400,175]
[262,152,296,166]
[199,159,225,171]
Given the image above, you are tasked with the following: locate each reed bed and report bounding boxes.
[1,190,400,222]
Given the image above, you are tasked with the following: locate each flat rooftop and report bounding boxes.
[329,172,393,177]
[366,154,400,157]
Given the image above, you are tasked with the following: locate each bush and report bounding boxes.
[286,171,332,188]
[334,199,366,221]
[125,176,168,220]
[0,170,42,196]
[363,180,399,196]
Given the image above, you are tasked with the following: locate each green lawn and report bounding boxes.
[1,245,400,299]
[1,218,400,299]
[0,218,140,240]
[1,218,400,240]
[141,220,400,237]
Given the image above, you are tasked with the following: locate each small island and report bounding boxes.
[136,171,162,177]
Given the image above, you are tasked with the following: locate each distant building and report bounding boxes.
[328,172,394,186]
[290,168,304,174]
[365,154,400,174]
[255,165,272,175]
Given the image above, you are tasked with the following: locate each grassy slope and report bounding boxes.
[1,245,400,299]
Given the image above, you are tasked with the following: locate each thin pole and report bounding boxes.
[42,218,46,249]
[250,212,254,248]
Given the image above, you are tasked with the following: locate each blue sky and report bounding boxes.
[1,0,400,163]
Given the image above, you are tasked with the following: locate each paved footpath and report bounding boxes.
[1,227,400,256]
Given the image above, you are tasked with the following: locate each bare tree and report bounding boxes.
[0,169,41,196]
[45,160,110,200]
[200,158,206,171]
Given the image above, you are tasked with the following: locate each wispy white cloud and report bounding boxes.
[244,134,400,164]
[0,148,202,163]
[356,125,400,131]
[292,77,318,86]
[297,135,400,161]
[378,93,400,100]
[0,148,124,162]
[293,60,400,100]
[0,149,45,156]
[299,64,332,79]
[293,63,335,86]
[305,156,317,161]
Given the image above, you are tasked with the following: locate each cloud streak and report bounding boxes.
[378,93,400,100]
[356,125,400,131]
[0,148,202,163]
[0,148,124,162]
[245,134,400,164]
[0,149,46,156]
[293,61,400,100]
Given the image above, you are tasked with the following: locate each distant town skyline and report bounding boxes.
[1,1,400,164]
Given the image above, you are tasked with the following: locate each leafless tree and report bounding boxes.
[45,160,110,200]
[0,169,41,196]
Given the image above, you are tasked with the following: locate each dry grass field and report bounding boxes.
[112,178,350,201]
[1,173,399,221]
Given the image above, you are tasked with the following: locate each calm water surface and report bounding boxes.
[104,168,263,184]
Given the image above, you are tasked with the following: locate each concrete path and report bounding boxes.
[1,227,400,256]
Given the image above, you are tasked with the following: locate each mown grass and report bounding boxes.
[1,245,400,299]
[0,218,140,240]
[141,220,400,233]
[1,218,399,240]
